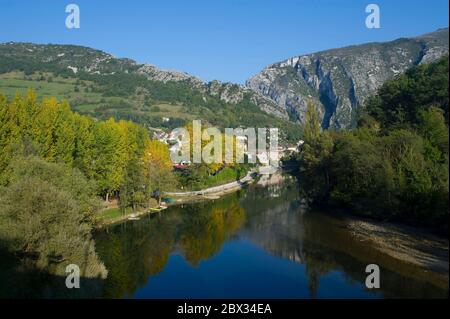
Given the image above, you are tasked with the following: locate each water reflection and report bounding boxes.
[94,175,447,298]
[1,175,447,298]
[94,195,246,298]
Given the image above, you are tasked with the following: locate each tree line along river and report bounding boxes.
[1,174,448,298]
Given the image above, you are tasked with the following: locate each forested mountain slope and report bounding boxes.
[0,42,299,142]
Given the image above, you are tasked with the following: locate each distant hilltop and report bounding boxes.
[1,28,448,133]
[246,28,449,129]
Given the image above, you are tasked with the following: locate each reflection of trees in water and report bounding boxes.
[240,180,305,258]
[95,214,178,298]
[98,179,447,299]
[7,177,446,298]
[241,183,448,299]
[179,199,245,266]
[94,195,246,298]
[302,212,448,298]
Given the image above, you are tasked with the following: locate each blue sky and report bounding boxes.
[0,0,448,83]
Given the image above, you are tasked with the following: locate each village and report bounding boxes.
[150,119,304,172]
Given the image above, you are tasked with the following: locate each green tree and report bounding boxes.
[0,157,107,278]
[143,139,176,205]
[303,100,322,143]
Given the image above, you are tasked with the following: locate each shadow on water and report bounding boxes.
[0,248,103,298]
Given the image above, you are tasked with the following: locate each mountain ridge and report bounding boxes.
[246,28,449,129]
[0,41,289,120]
[1,28,448,135]
[0,41,301,144]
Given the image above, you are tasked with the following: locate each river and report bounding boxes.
[93,175,447,298]
[1,174,447,298]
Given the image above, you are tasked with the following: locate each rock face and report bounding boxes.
[1,29,448,129]
[205,80,289,120]
[135,63,291,120]
[137,64,204,85]
[246,28,449,129]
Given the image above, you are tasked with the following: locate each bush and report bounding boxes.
[0,157,106,278]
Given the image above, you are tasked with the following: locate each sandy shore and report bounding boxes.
[346,217,449,276]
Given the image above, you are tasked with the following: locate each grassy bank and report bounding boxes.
[96,169,256,228]
[175,165,251,192]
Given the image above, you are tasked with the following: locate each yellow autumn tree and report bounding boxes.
[142,139,176,205]
[184,122,241,174]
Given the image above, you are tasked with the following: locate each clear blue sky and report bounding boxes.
[0,0,448,83]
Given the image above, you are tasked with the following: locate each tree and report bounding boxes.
[0,157,107,278]
[119,158,146,212]
[303,100,322,144]
[91,118,128,201]
[298,100,334,200]
[367,56,449,127]
[417,106,449,156]
[142,140,176,205]
[0,90,157,211]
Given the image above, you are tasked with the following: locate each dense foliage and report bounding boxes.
[0,90,175,203]
[0,44,302,143]
[0,156,107,278]
[0,90,176,273]
[295,57,449,231]
[0,89,257,275]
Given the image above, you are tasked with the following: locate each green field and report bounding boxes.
[0,71,197,124]
[99,207,135,221]
[99,208,123,221]
[0,69,303,142]
[0,71,102,105]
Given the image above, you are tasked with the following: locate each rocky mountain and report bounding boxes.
[1,28,447,135]
[246,28,449,129]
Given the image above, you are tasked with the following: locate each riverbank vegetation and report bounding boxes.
[0,90,176,274]
[175,164,251,191]
[0,89,254,275]
[294,57,449,232]
[0,90,176,204]
[0,156,108,278]
[171,120,253,191]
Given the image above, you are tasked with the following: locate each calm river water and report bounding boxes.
[1,174,447,298]
[93,175,447,298]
